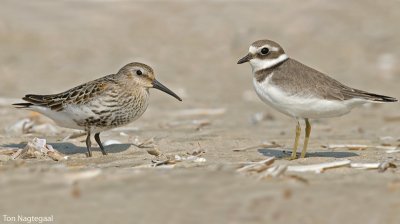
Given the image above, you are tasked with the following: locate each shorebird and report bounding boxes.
[237,39,397,160]
[13,62,182,157]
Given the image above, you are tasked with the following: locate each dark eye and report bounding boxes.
[260,48,269,55]
[136,70,142,76]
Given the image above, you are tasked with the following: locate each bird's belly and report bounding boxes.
[30,106,85,130]
[28,91,150,133]
[253,78,353,119]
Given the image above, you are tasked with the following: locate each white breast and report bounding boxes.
[252,74,366,119]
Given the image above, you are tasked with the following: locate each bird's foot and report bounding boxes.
[283,155,297,161]
[282,150,299,160]
[101,150,108,156]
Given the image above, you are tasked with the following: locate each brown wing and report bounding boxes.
[342,88,396,102]
[21,76,117,111]
[273,59,397,102]
[312,68,397,102]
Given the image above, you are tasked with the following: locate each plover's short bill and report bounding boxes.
[238,39,397,160]
[13,62,182,157]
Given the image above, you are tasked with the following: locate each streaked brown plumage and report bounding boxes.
[13,62,182,157]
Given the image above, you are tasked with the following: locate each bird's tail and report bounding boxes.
[347,88,398,103]
[12,102,34,108]
[12,94,48,108]
[363,92,397,103]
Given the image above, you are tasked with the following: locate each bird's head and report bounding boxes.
[118,62,182,101]
[237,39,288,72]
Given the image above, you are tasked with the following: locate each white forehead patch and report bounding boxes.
[270,46,279,52]
[249,46,258,54]
[249,54,288,72]
[249,44,279,54]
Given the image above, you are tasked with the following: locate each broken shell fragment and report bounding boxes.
[321,144,368,151]
[147,148,161,157]
[287,160,351,173]
[237,157,275,173]
[11,138,66,161]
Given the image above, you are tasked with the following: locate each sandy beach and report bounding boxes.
[0,1,400,223]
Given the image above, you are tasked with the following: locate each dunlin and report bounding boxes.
[14,62,182,157]
[238,39,397,160]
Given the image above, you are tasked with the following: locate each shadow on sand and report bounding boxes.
[2,142,132,155]
[258,148,358,159]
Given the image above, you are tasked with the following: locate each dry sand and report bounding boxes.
[0,1,400,224]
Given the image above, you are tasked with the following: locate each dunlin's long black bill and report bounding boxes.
[237,53,252,64]
[152,79,182,101]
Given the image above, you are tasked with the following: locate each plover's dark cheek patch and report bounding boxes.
[259,53,272,60]
[259,51,281,60]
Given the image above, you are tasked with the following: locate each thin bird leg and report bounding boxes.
[300,119,311,158]
[86,131,92,157]
[290,120,301,160]
[94,133,108,155]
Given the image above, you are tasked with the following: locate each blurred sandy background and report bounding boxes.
[0,0,399,224]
